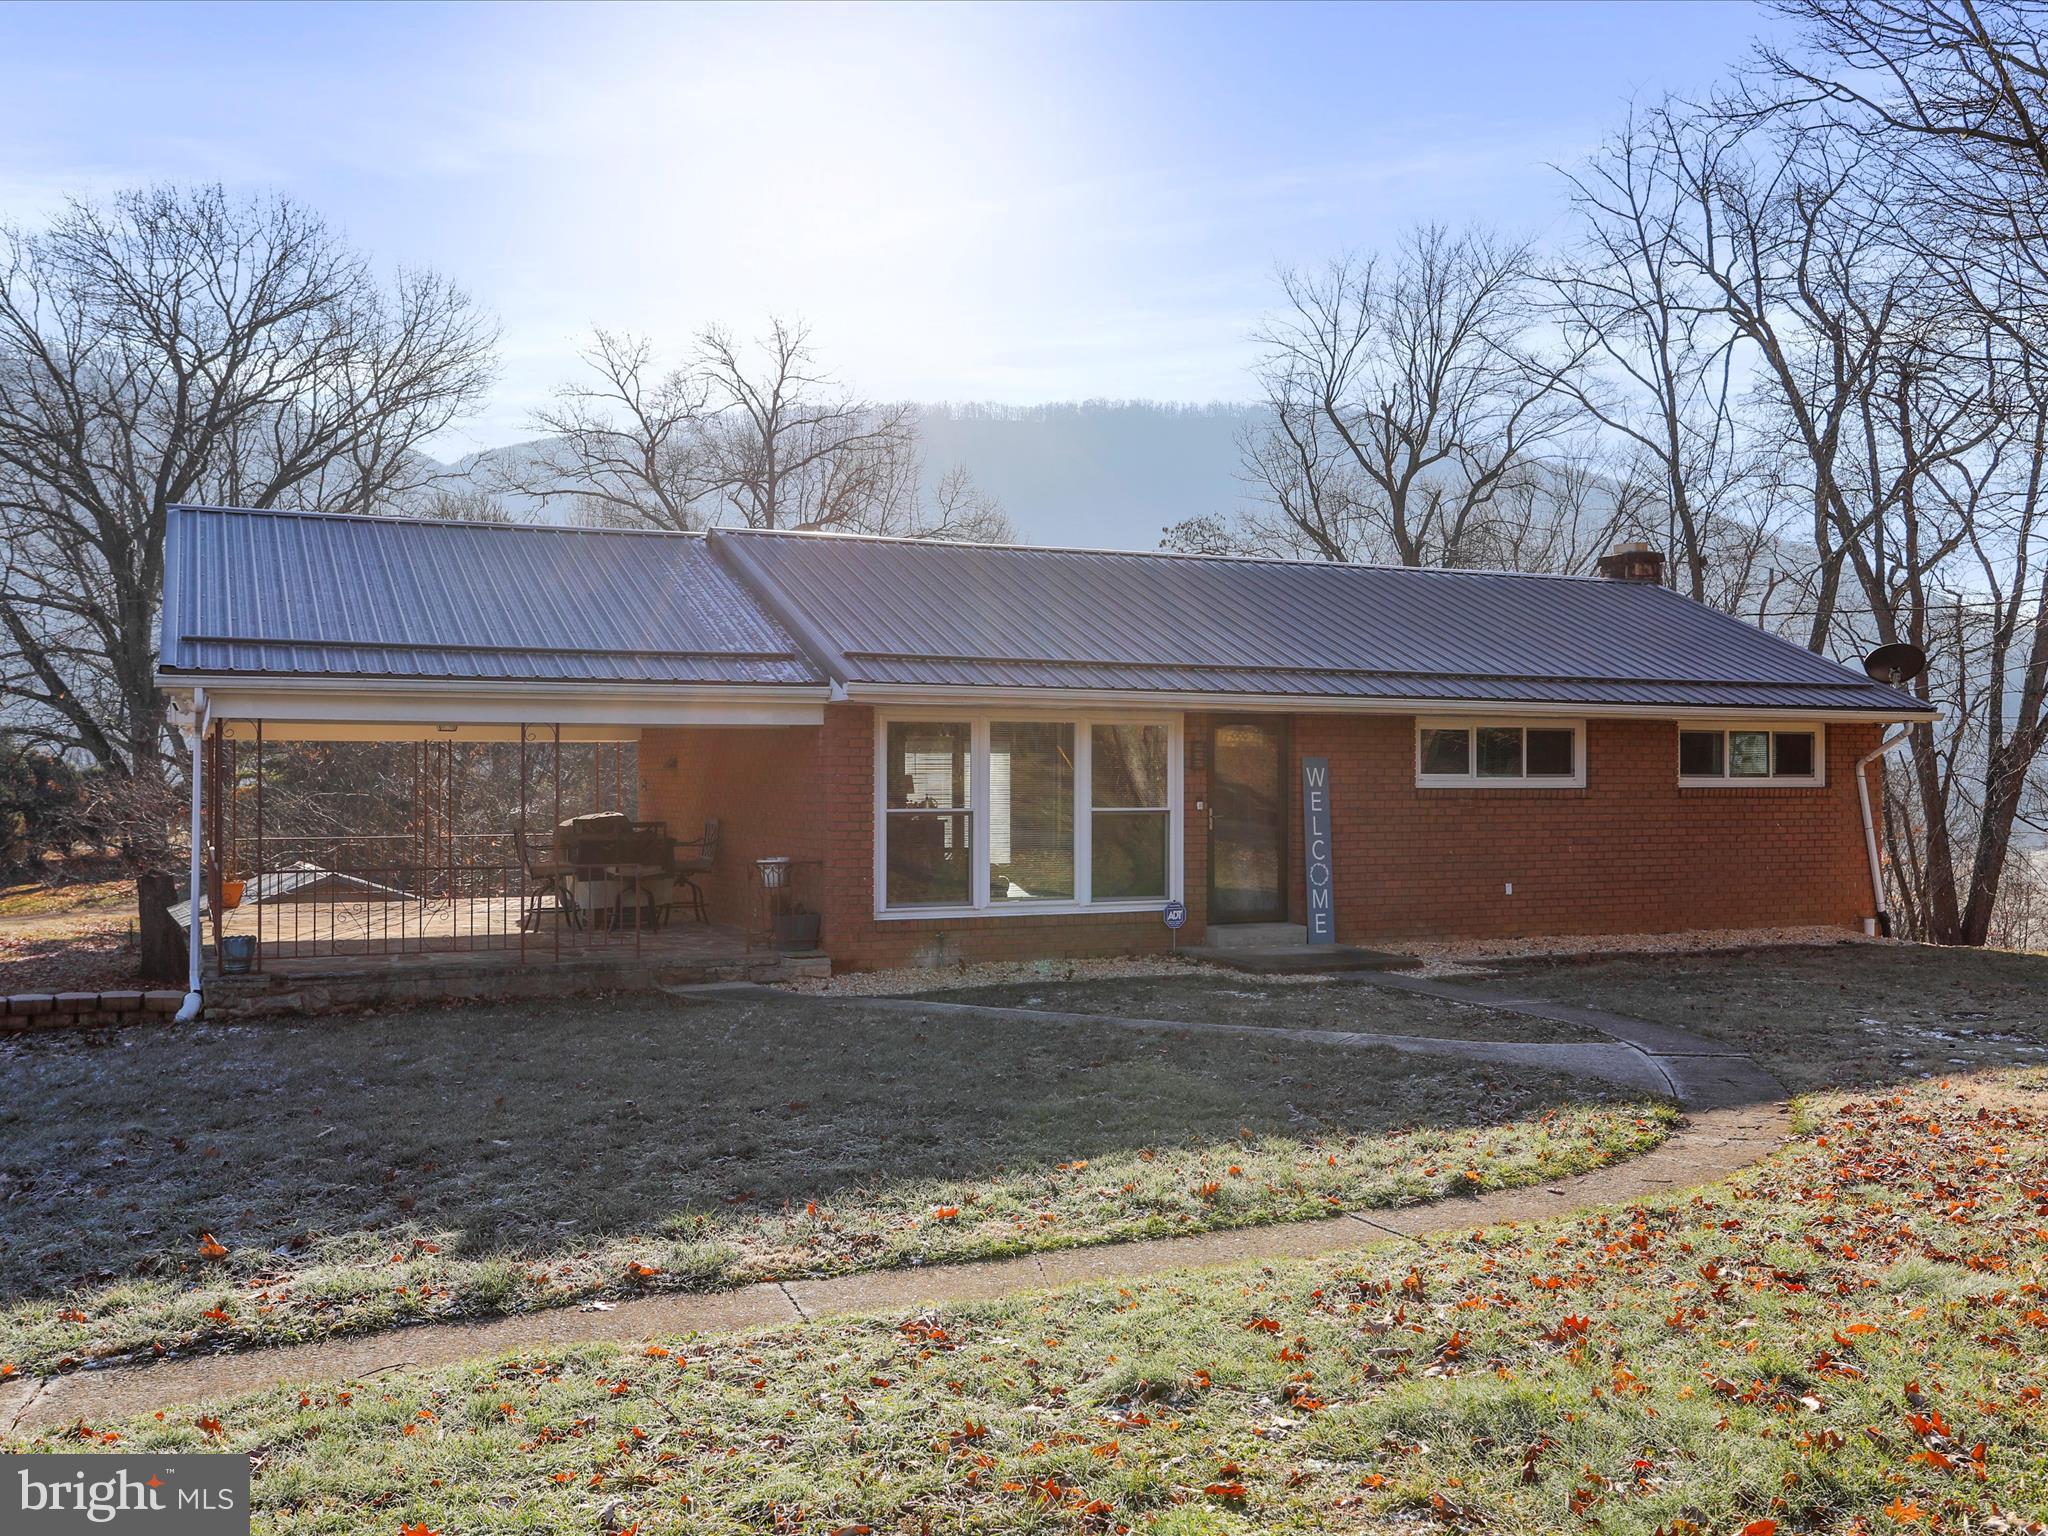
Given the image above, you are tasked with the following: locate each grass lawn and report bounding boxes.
[19,1072,2046,1534]
[0,991,1671,1376]
[0,876,131,920]
[1489,942,2048,1092]
[0,877,138,994]
[910,972,1607,1042]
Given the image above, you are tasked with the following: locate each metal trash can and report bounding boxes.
[221,934,259,975]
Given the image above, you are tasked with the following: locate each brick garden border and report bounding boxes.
[1,990,183,1031]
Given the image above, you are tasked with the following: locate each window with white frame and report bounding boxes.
[1678,724,1824,786]
[878,714,1179,914]
[1415,718,1585,787]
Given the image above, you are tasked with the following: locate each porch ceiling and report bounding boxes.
[214,720,643,744]
[192,683,828,741]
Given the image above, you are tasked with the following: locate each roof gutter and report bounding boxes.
[835,681,1939,724]
[153,671,832,699]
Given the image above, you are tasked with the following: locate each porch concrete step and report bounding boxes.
[1204,922,1307,950]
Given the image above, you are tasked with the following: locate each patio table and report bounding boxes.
[572,860,672,931]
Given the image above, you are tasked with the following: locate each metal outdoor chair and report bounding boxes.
[515,827,582,932]
[670,817,719,925]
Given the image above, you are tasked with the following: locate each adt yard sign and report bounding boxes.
[1300,756,1335,944]
[1161,900,1187,930]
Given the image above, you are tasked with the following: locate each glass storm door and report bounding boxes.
[1209,718,1288,923]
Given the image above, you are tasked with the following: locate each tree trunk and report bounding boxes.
[136,869,184,984]
[1959,735,2037,946]
[1906,720,1965,944]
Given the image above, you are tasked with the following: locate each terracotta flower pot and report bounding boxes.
[220,879,246,910]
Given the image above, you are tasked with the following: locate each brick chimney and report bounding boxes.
[1596,541,1667,584]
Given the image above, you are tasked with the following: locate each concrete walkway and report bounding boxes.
[2,973,1787,1435]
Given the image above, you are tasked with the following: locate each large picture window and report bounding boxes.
[877,714,1180,916]
[1415,718,1585,788]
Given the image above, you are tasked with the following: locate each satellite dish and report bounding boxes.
[1862,642,1927,686]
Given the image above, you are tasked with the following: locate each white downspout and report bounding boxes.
[1858,725,1912,937]
[176,687,208,1021]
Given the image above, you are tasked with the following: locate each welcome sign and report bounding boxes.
[1300,755,1335,944]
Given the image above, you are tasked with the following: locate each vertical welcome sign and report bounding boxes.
[1300,755,1335,944]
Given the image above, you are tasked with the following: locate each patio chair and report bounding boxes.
[671,817,719,925]
[515,827,581,932]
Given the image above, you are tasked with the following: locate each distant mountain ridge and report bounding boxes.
[428,400,1262,550]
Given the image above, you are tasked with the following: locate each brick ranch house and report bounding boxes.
[155,505,1931,1009]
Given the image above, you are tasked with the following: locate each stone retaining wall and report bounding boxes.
[203,951,829,1021]
[2,989,185,1031]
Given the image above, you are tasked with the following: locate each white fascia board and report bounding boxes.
[177,677,828,730]
[839,682,1936,724]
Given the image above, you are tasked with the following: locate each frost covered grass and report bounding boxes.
[22,1074,2047,1534]
[0,990,1667,1374]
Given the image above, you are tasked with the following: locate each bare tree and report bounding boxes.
[695,319,921,532]
[417,484,512,523]
[1190,225,1576,568]
[0,185,495,973]
[512,329,716,529]
[523,318,1009,541]
[1549,108,1781,606]
[895,463,1014,543]
[1716,0,2048,946]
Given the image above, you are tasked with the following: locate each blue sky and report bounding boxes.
[4,1,1782,455]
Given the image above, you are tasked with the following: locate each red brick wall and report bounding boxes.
[1283,714,1880,942]
[637,724,825,927]
[644,706,1879,971]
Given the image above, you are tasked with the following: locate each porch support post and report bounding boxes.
[553,724,563,963]
[175,687,209,1021]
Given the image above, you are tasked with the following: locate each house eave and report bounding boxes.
[155,671,834,732]
[835,680,1938,724]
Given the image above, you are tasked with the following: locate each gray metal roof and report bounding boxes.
[156,507,1929,715]
[713,529,1930,715]
[158,506,826,687]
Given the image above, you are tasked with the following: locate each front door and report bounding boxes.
[1208,718,1288,923]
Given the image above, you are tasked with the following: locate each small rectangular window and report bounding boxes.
[1729,731,1771,778]
[1679,731,1724,777]
[1416,720,1581,786]
[1773,731,1815,779]
[1419,728,1470,777]
[1476,726,1523,778]
[1680,725,1823,784]
[1526,729,1575,777]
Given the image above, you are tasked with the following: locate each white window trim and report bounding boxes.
[1677,720,1827,788]
[874,708,1183,920]
[1414,716,1587,789]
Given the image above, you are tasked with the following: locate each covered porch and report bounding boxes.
[175,689,831,1008]
[155,507,844,1014]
